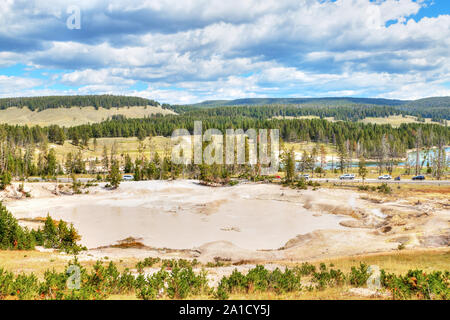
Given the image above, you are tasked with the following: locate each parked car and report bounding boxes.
[412,175,426,181]
[378,175,392,180]
[339,174,355,180]
[394,176,401,181]
[298,174,310,180]
[122,174,134,181]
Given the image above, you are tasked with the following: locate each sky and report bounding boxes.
[0,0,449,104]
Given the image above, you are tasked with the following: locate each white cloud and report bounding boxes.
[0,75,42,96]
[0,0,449,102]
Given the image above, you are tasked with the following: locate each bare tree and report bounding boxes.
[415,128,422,175]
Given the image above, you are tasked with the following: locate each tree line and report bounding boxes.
[171,103,450,121]
[0,108,448,183]
[0,95,160,111]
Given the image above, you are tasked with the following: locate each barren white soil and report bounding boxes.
[3,180,449,263]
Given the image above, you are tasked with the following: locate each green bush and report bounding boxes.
[41,215,84,253]
[295,179,307,190]
[216,265,302,296]
[349,263,370,287]
[0,172,12,190]
[0,259,448,300]
[0,202,36,250]
[135,257,161,273]
[294,262,316,276]
[0,203,84,253]
[377,183,392,194]
[381,269,450,300]
[312,263,345,289]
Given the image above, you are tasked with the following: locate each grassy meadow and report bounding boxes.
[0,106,175,127]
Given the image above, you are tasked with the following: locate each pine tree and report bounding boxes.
[282,148,296,182]
[102,145,109,172]
[358,156,368,184]
[107,160,121,189]
[43,215,59,249]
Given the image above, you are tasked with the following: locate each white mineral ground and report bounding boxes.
[3,180,449,263]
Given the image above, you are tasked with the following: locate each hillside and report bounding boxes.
[0,95,176,126]
[192,97,410,107]
[0,106,175,127]
[181,96,450,121]
[0,95,448,127]
[0,95,160,111]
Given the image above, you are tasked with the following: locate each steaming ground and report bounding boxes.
[3,180,449,263]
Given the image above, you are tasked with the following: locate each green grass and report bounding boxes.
[45,136,173,162]
[275,115,441,128]
[359,115,441,127]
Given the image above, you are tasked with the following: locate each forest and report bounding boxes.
[0,95,448,181]
[0,95,160,111]
[0,95,449,120]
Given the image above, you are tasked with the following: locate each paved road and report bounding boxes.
[24,177,450,185]
[26,177,97,183]
[309,178,450,185]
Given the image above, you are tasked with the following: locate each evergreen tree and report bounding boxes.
[282,148,296,182]
[107,160,121,189]
[358,157,368,184]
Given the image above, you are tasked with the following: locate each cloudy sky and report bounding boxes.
[1,0,449,104]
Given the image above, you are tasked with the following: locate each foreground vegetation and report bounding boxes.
[0,256,448,300]
[1,198,448,300]
[0,203,84,253]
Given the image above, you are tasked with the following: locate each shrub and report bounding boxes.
[295,179,307,190]
[0,202,36,250]
[0,260,448,300]
[0,268,14,299]
[214,283,229,300]
[349,263,370,287]
[377,183,392,194]
[295,262,316,276]
[381,269,450,300]
[0,172,12,190]
[42,215,84,253]
[215,265,302,297]
[136,257,161,273]
[13,273,39,300]
[312,263,345,289]
[166,265,209,299]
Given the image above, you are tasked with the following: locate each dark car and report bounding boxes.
[412,175,425,180]
[394,176,401,181]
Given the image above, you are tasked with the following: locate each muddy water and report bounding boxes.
[6,181,349,250]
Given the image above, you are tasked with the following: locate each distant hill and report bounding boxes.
[405,97,450,108]
[0,95,162,111]
[189,97,450,108]
[0,95,175,127]
[0,95,448,126]
[0,106,175,127]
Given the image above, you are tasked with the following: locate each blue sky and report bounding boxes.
[0,0,449,104]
